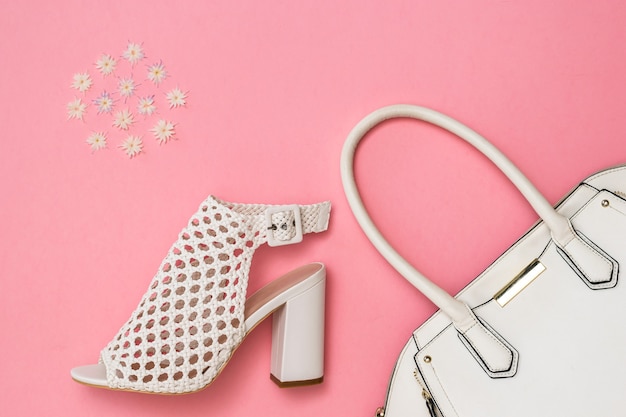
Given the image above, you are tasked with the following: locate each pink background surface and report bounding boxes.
[2,1,626,415]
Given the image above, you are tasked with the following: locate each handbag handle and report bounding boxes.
[341,104,615,327]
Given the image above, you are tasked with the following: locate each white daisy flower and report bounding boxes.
[67,98,87,120]
[122,42,145,66]
[151,119,175,144]
[166,87,187,108]
[120,135,143,158]
[71,73,92,93]
[95,54,117,76]
[112,109,135,130]
[118,77,136,99]
[93,91,115,114]
[147,61,167,85]
[137,96,156,116]
[86,132,107,151]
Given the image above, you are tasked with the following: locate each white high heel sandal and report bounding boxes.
[71,196,330,394]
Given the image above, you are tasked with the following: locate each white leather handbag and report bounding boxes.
[341,104,626,417]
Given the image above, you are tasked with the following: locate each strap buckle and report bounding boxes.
[265,205,303,247]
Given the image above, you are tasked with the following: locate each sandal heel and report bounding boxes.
[270,271,326,387]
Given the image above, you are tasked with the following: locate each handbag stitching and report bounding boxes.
[413,356,445,417]
[584,164,626,183]
[409,187,623,412]
[546,190,619,288]
[608,203,626,216]
[429,363,459,417]
[414,189,620,406]
[574,230,619,283]
[457,315,518,378]
[410,185,622,414]
[555,232,618,289]
[457,332,512,374]
[456,183,606,301]
[458,319,512,368]
[457,307,515,374]
[561,230,614,282]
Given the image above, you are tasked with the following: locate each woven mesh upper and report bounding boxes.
[99,196,329,393]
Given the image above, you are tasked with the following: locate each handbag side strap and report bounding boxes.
[341,104,616,324]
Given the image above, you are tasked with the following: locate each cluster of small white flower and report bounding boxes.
[67,42,188,159]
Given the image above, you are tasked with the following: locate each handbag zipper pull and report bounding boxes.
[415,368,439,417]
[422,389,438,417]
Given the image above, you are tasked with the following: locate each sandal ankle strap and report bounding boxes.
[265,202,331,246]
[212,197,331,247]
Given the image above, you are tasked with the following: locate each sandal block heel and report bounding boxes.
[270,269,325,387]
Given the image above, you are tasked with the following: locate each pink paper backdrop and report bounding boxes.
[2,1,626,415]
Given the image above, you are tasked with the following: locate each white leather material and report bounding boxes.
[410,188,626,416]
[555,228,618,288]
[455,308,517,378]
[340,105,626,416]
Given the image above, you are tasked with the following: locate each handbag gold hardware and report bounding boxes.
[493,259,546,307]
